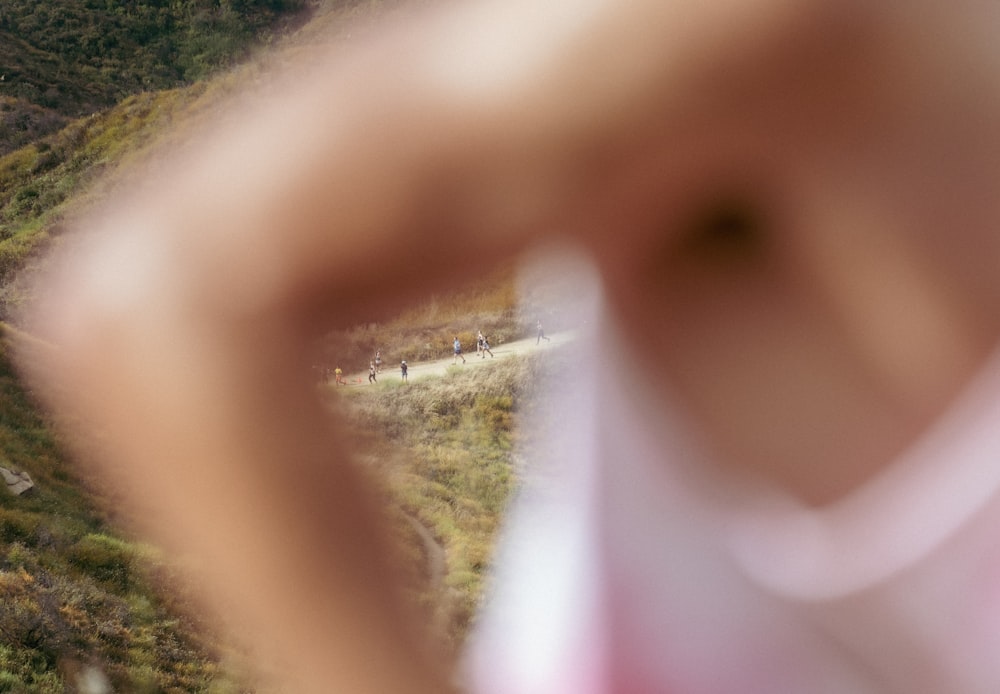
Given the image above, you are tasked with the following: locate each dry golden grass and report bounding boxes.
[333,353,548,655]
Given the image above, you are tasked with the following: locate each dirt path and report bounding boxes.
[405,513,446,591]
[342,330,575,385]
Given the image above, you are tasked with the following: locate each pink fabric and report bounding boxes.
[465,266,1000,693]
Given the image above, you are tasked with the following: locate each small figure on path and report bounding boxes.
[368,361,377,384]
[453,336,466,364]
[536,320,550,345]
[482,335,494,358]
[374,349,383,373]
[334,367,344,385]
[477,330,485,358]
[400,360,408,383]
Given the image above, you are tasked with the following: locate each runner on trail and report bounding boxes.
[374,349,382,374]
[482,335,494,358]
[453,336,466,364]
[536,320,550,344]
[368,361,377,384]
[476,331,485,358]
[400,360,408,383]
[334,367,344,386]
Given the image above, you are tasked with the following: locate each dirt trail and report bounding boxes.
[405,513,446,590]
[342,330,575,385]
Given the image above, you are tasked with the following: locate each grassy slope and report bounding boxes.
[0,0,314,154]
[334,353,550,655]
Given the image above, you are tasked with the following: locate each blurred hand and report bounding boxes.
[23,0,1000,689]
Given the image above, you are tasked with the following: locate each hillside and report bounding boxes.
[0,0,312,156]
[333,350,561,656]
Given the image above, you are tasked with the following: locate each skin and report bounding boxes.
[21,0,1000,690]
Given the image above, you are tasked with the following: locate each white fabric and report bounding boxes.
[465,256,1000,693]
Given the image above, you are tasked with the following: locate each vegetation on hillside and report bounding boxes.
[0,0,312,153]
[335,353,553,655]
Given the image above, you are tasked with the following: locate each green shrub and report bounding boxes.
[6,543,35,569]
[0,671,22,692]
[0,510,42,547]
[67,534,135,592]
[474,394,514,436]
